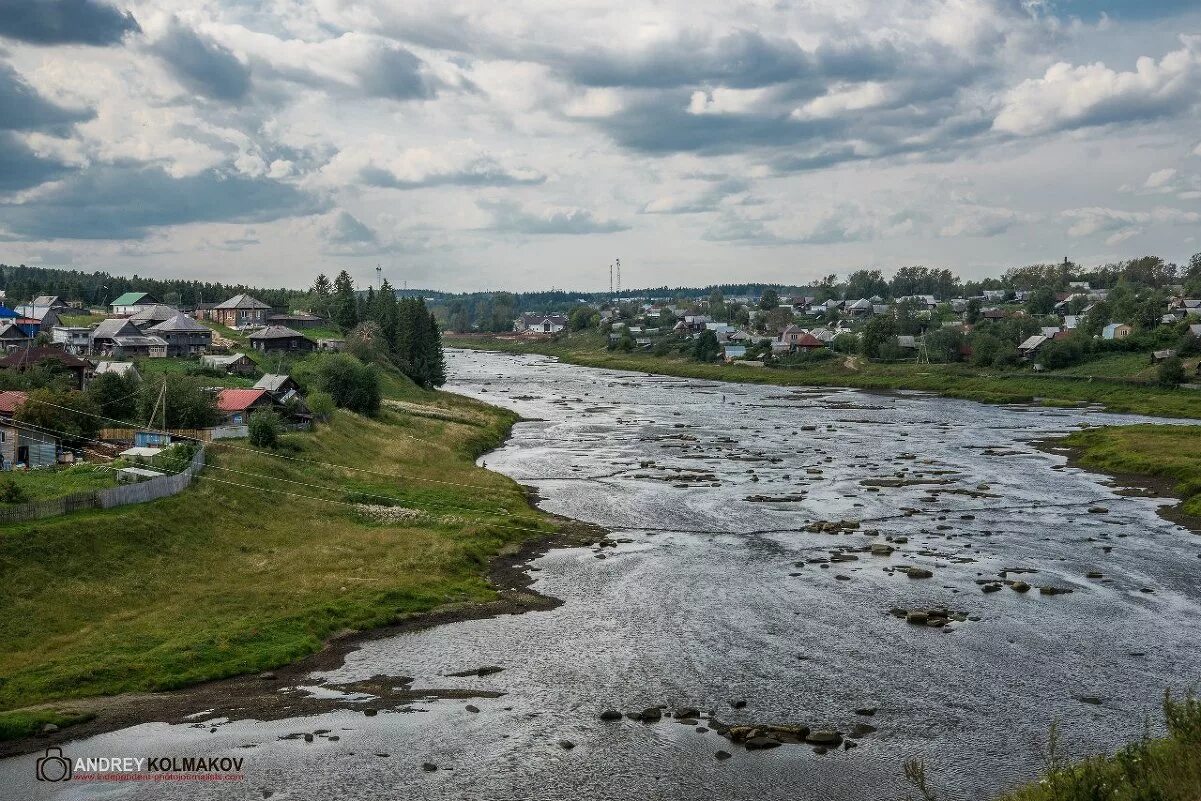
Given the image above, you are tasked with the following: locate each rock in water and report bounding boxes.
[744,736,782,750]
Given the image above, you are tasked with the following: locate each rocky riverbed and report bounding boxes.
[3,349,1200,801]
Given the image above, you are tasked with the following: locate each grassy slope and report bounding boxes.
[446,333,1201,419]
[0,374,555,734]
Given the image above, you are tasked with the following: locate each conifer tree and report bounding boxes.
[331,270,358,331]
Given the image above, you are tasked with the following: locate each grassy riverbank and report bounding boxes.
[0,376,557,739]
[997,691,1201,801]
[446,334,1201,419]
[1060,424,1201,516]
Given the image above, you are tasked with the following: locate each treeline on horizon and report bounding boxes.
[5,254,1199,323]
[438,255,1201,332]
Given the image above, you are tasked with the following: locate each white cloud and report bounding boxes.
[993,40,1201,136]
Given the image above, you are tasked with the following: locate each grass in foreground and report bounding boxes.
[0,374,555,721]
[0,709,95,740]
[1061,424,1201,516]
[446,334,1201,419]
[993,690,1201,801]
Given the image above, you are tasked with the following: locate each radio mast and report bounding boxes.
[615,258,621,297]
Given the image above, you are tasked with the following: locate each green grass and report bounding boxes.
[0,464,117,502]
[446,333,1201,419]
[1061,424,1201,515]
[57,313,107,328]
[134,357,257,387]
[0,374,557,714]
[997,690,1201,801]
[0,708,95,741]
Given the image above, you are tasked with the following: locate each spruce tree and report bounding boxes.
[331,270,358,331]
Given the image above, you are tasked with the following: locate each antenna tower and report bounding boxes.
[615,258,621,296]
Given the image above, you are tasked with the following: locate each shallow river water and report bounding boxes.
[5,349,1201,801]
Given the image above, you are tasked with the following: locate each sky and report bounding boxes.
[0,1,1199,292]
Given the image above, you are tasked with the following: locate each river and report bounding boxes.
[4,348,1201,800]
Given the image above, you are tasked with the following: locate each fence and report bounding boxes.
[0,446,207,525]
[99,426,248,443]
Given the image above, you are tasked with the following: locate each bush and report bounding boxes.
[307,390,336,422]
[248,410,282,448]
[0,477,29,505]
[295,354,381,416]
[1158,356,1186,388]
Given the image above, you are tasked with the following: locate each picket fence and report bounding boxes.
[0,446,207,524]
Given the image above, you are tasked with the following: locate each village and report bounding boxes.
[506,260,1201,387]
[0,287,356,515]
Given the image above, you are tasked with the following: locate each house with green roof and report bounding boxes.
[110,291,159,316]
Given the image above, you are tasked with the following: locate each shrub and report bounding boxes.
[248,410,282,448]
[1158,356,1186,388]
[307,391,336,422]
[294,354,381,416]
[0,477,29,505]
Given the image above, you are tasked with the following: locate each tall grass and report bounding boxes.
[0,376,554,717]
[999,690,1201,801]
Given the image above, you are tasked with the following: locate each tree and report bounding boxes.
[86,371,140,423]
[845,269,888,299]
[569,305,598,331]
[923,328,964,363]
[860,315,897,358]
[297,354,381,416]
[248,410,281,448]
[14,389,101,443]
[311,273,333,319]
[758,289,779,311]
[137,376,221,429]
[331,270,358,331]
[1025,288,1056,316]
[308,391,336,422]
[1158,356,1186,388]
[965,297,982,324]
[692,330,720,362]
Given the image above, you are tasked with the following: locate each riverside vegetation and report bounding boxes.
[0,370,559,741]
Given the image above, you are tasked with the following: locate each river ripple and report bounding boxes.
[4,349,1200,801]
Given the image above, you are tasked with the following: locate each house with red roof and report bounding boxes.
[216,388,278,425]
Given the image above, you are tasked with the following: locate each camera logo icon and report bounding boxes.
[36,747,72,782]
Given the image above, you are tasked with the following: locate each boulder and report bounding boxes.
[599,710,623,721]
[744,736,782,750]
[806,730,843,746]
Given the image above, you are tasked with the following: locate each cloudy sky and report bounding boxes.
[1,0,1199,291]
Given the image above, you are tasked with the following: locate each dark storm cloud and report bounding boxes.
[0,61,92,132]
[0,165,327,239]
[0,0,139,46]
[480,200,630,235]
[359,159,544,190]
[0,132,71,190]
[591,93,841,155]
[149,20,252,102]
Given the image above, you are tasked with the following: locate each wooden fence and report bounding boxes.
[99,426,249,443]
[0,447,207,524]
